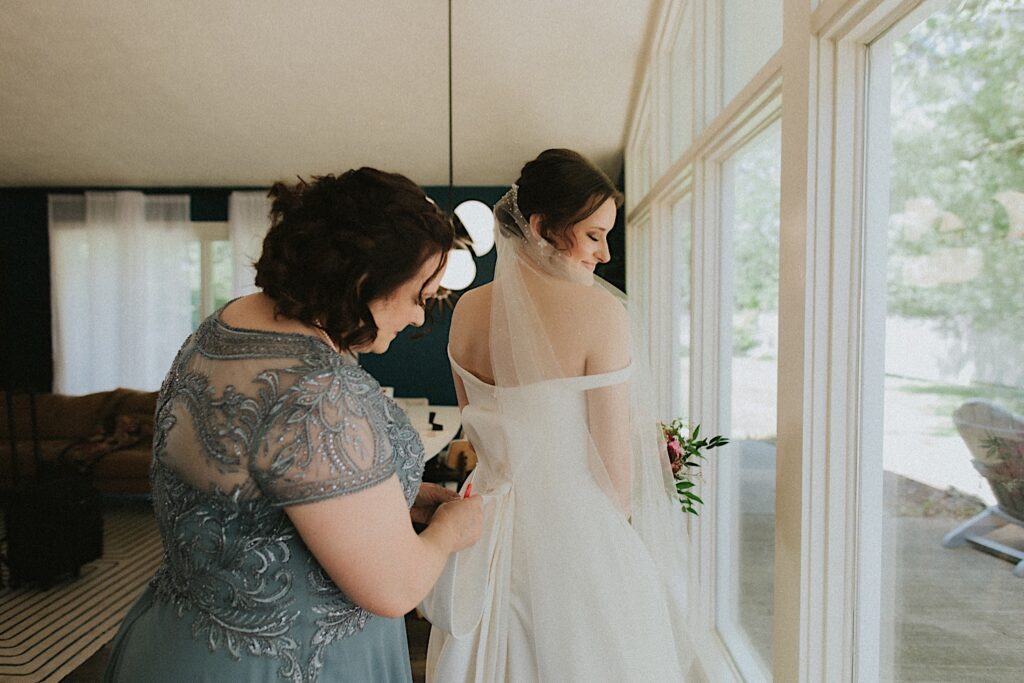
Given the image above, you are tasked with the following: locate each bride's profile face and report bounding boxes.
[562,196,617,272]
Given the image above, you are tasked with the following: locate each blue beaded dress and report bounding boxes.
[104,310,425,683]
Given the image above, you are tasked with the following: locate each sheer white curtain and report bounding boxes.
[228,191,272,297]
[49,192,192,394]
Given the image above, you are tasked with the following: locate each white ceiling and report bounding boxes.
[0,1,655,188]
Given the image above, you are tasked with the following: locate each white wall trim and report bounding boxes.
[692,150,746,683]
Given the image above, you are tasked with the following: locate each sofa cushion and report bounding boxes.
[1,389,158,495]
[0,392,112,441]
[106,389,159,419]
[61,413,153,472]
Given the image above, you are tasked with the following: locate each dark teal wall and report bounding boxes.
[0,182,625,403]
[1,190,51,391]
[360,186,505,405]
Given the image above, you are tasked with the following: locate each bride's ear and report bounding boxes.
[527,214,545,242]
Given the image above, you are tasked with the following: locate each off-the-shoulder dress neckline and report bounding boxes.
[447,346,630,391]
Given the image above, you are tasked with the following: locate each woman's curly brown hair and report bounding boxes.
[254,168,453,351]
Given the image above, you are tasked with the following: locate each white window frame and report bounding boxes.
[709,102,782,683]
[625,75,654,212]
[625,207,654,362]
[797,1,948,681]
[665,178,695,422]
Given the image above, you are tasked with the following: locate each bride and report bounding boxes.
[421,149,701,682]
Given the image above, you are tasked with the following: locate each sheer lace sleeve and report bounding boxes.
[252,364,395,507]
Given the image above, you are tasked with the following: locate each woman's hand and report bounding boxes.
[410,482,460,524]
[286,475,480,618]
[429,495,483,552]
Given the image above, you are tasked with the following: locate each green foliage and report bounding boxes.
[901,381,1024,415]
[887,0,1024,341]
[721,1,1021,375]
[732,125,781,316]
[732,315,760,355]
[660,419,730,515]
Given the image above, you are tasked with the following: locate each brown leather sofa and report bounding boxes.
[1,389,157,495]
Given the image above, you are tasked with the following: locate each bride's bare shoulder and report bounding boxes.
[579,285,629,327]
[450,283,493,331]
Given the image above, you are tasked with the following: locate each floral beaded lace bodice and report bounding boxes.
[147,310,424,683]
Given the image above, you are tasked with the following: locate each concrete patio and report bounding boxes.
[736,477,1024,681]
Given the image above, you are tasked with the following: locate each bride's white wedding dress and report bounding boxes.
[421,186,698,682]
[424,355,688,681]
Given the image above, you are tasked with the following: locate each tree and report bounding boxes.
[887,0,1024,384]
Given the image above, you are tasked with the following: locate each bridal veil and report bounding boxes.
[421,186,701,681]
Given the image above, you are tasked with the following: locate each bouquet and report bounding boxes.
[660,418,729,515]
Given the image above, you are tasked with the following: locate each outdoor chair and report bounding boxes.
[942,399,1024,577]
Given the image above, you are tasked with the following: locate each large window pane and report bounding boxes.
[188,238,233,329]
[629,91,654,204]
[672,196,692,416]
[211,240,233,311]
[187,242,202,330]
[716,121,781,676]
[635,124,653,201]
[630,216,654,361]
[721,0,781,108]
[870,1,1024,679]
[670,2,695,161]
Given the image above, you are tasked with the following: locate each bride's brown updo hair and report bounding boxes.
[514,149,623,248]
[254,168,453,351]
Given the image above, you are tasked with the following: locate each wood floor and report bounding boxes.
[47,481,1024,681]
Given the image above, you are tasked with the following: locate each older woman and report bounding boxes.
[104,168,482,683]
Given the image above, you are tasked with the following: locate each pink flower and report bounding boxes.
[666,435,684,473]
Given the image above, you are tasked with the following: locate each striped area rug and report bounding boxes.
[0,505,162,682]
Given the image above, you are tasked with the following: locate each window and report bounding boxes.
[720,0,781,110]
[627,83,655,209]
[671,195,693,417]
[48,194,263,393]
[716,121,781,678]
[626,212,654,362]
[626,0,1022,678]
[48,192,192,393]
[669,2,695,162]
[187,222,233,329]
[865,2,1024,678]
